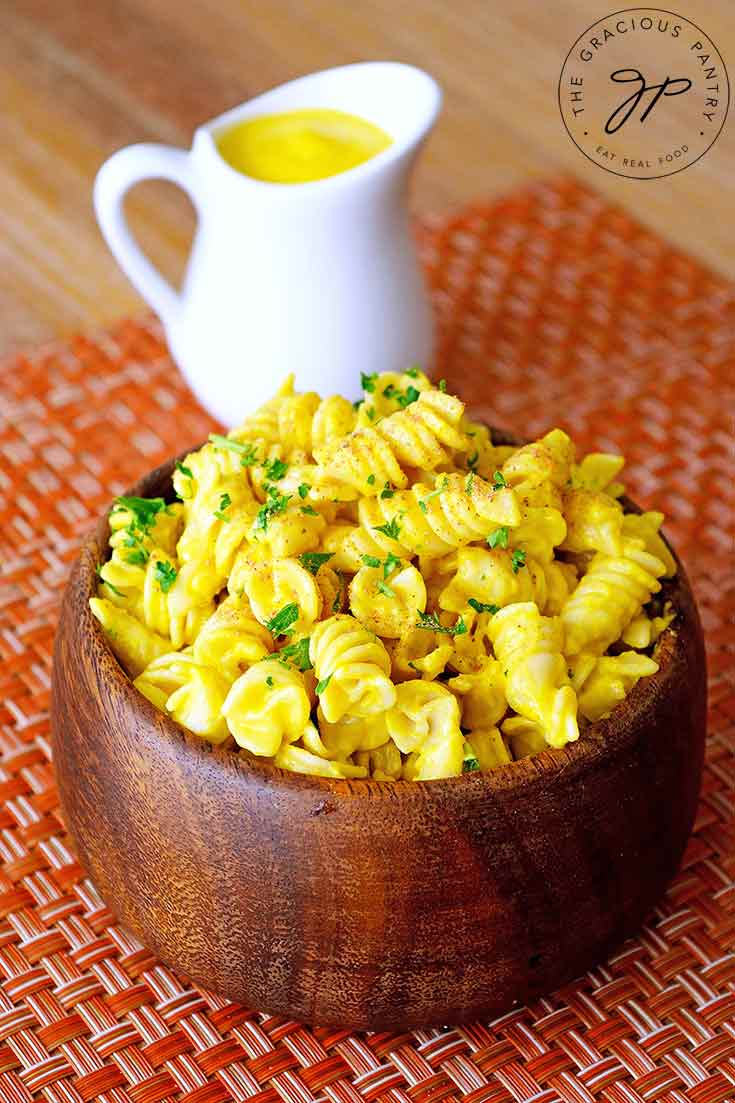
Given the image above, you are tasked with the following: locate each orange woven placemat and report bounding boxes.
[0,176,733,1103]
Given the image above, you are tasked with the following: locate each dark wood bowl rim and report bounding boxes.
[78,438,689,799]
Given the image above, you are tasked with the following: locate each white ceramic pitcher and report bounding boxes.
[94,62,441,425]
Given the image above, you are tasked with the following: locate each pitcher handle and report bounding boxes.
[94,143,197,329]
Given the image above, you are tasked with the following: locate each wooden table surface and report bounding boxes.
[1,0,733,358]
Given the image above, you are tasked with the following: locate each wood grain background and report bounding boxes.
[1,0,733,357]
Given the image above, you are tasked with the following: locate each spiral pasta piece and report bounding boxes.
[561,540,666,656]
[577,651,659,722]
[358,472,520,558]
[387,682,464,779]
[489,603,578,748]
[192,595,272,683]
[314,390,468,495]
[310,614,396,722]
[562,489,624,556]
[222,659,311,756]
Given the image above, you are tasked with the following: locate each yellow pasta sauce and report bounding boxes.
[216,108,392,183]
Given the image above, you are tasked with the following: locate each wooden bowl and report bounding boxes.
[51,446,707,1031]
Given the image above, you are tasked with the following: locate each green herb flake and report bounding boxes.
[153,560,177,594]
[175,460,193,479]
[418,476,449,514]
[382,383,398,399]
[380,482,395,499]
[415,611,467,636]
[406,366,420,379]
[383,552,401,579]
[468,598,500,615]
[377,580,395,598]
[397,385,420,408]
[361,554,382,569]
[352,399,362,411]
[438,378,447,392]
[267,636,313,672]
[487,526,509,550]
[300,505,318,516]
[254,486,292,532]
[467,450,479,471]
[361,372,378,393]
[266,676,275,688]
[316,673,333,695]
[465,472,475,496]
[95,564,125,598]
[214,491,232,522]
[511,548,527,574]
[124,546,149,567]
[263,457,289,482]
[265,602,300,637]
[112,495,167,534]
[297,483,311,499]
[366,406,377,421]
[299,551,334,575]
[366,474,376,486]
[462,756,480,773]
[373,516,402,541]
[209,434,259,467]
[492,470,508,490]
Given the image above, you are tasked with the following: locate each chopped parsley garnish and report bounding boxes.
[380,482,395,499]
[397,385,420,408]
[361,372,377,393]
[415,611,467,636]
[487,526,509,549]
[124,546,149,567]
[465,472,475,496]
[299,551,334,575]
[366,406,376,421]
[384,383,420,408]
[462,757,480,773]
[377,580,395,597]
[265,602,299,637]
[153,560,177,593]
[262,457,288,482]
[316,673,333,695]
[209,434,259,467]
[383,552,401,578]
[366,474,376,486]
[373,516,402,541]
[492,470,508,490]
[175,461,193,479]
[266,636,313,672]
[406,366,420,378]
[418,476,448,514]
[468,598,500,615]
[511,548,527,574]
[300,505,318,516]
[254,486,292,532]
[112,496,166,534]
[352,399,362,411]
[297,483,311,499]
[361,554,382,569]
[214,492,231,521]
[266,676,274,688]
[438,378,447,392]
[467,450,479,471]
[95,564,124,597]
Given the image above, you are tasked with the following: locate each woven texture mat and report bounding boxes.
[0,177,733,1103]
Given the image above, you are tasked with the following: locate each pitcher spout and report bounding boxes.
[199,62,442,188]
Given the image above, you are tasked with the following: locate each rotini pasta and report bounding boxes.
[90,372,677,779]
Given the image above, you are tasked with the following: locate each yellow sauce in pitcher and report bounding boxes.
[216,108,392,184]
